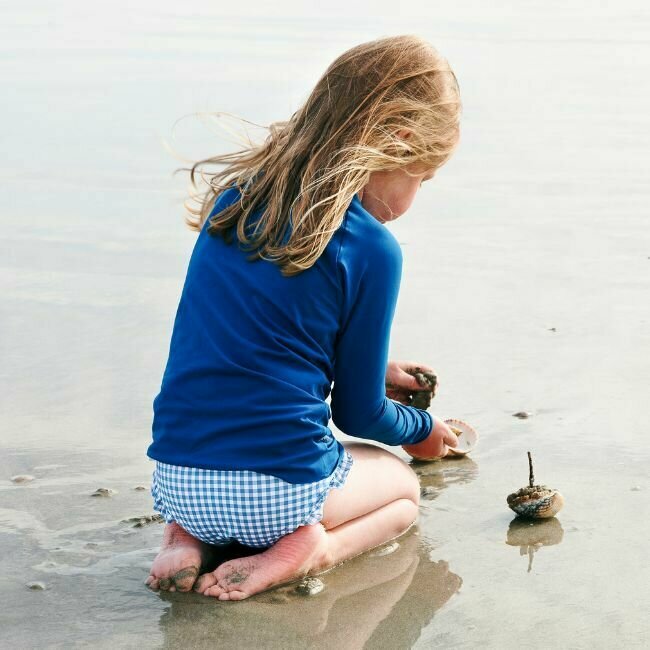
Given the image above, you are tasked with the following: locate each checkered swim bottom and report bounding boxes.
[151,450,354,549]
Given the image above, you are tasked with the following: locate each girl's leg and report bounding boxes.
[194,442,420,600]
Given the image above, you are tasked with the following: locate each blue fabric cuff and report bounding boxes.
[408,409,433,445]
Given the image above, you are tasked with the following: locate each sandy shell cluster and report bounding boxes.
[507,452,564,519]
[507,485,565,519]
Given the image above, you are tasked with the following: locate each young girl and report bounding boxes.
[146,34,461,601]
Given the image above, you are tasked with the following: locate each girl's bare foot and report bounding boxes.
[194,523,328,601]
[146,522,212,592]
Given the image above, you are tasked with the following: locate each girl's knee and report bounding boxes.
[392,498,419,536]
[402,466,421,507]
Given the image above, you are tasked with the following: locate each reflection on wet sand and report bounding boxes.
[156,531,462,649]
[413,456,479,501]
[506,517,564,573]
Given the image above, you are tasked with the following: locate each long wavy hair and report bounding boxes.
[183,34,461,276]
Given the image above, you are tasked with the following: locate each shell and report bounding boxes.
[506,485,564,519]
[295,577,324,596]
[444,419,479,457]
[11,475,35,484]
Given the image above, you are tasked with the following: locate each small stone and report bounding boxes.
[295,577,324,596]
[630,486,642,492]
[513,411,532,419]
[122,514,164,528]
[370,542,400,557]
[91,488,115,497]
[420,486,437,499]
[134,485,147,491]
[11,475,35,484]
[26,581,46,591]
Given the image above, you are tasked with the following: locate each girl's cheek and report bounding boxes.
[392,186,419,216]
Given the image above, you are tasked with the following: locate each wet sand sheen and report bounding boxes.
[2,1,650,648]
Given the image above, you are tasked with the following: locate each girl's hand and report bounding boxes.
[385,360,438,405]
[402,417,458,460]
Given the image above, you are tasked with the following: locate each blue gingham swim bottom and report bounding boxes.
[151,450,354,549]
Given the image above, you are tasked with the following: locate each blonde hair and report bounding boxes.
[184,34,461,276]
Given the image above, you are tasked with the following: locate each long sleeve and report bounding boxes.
[329,211,433,446]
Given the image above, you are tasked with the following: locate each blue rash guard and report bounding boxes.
[147,186,433,484]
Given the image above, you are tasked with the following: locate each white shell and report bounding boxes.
[444,419,479,456]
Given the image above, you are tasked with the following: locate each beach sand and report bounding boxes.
[1,1,649,647]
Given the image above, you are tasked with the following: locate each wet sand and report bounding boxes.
[2,2,649,648]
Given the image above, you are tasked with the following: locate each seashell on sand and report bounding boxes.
[507,452,564,519]
[507,486,564,519]
[11,475,35,484]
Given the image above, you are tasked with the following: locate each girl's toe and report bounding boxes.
[194,571,218,593]
[204,584,224,598]
[172,566,200,592]
[158,577,171,590]
[222,590,247,601]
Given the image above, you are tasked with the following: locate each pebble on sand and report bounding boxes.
[11,475,35,484]
[295,577,324,596]
[91,488,116,497]
[26,581,46,591]
[420,486,438,499]
[122,514,164,528]
[513,411,532,419]
[370,541,400,557]
[134,485,148,491]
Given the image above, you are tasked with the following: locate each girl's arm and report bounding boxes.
[330,227,433,446]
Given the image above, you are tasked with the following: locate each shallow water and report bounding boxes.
[2,1,649,648]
